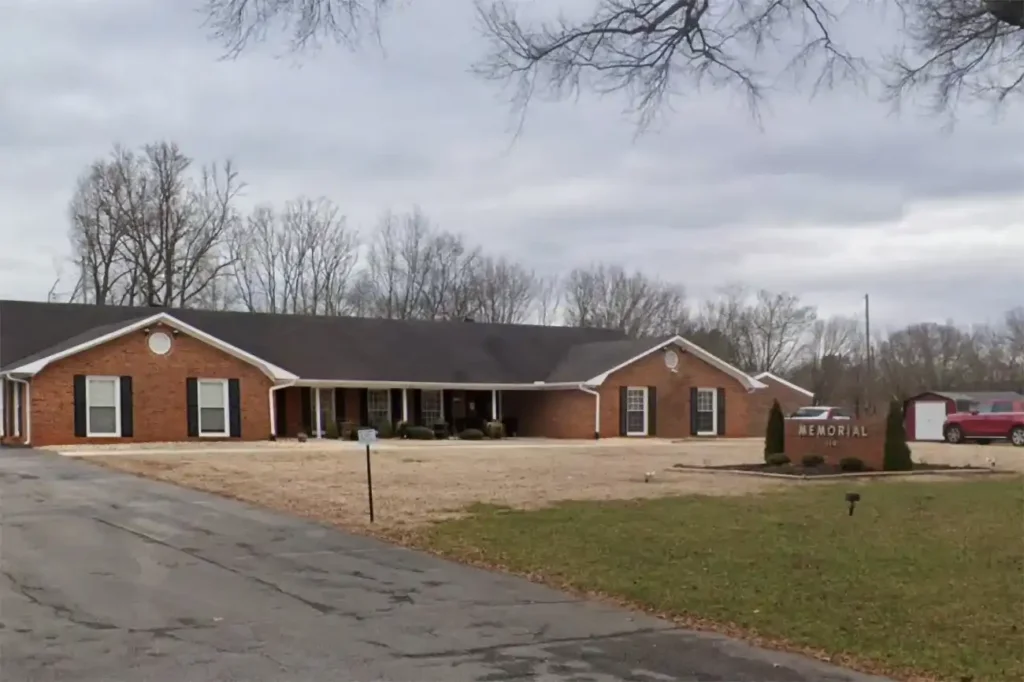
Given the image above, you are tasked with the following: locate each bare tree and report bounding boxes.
[228,198,360,315]
[562,263,688,336]
[797,315,861,404]
[418,231,483,320]
[471,255,539,324]
[356,209,440,319]
[740,289,818,373]
[888,1,1024,113]
[532,274,563,326]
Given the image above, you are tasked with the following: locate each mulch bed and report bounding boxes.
[674,462,988,477]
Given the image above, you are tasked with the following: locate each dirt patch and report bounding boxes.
[86,443,785,531]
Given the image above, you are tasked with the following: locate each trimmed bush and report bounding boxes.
[839,457,867,472]
[458,428,485,440]
[883,399,913,471]
[801,454,825,467]
[395,421,411,439]
[764,399,785,462]
[405,425,436,440]
[765,453,790,466]
[297,432,308,443]
[324,418,340,439]
[484,421,506,439]
[374,419,395,439]
[340,421,356,440]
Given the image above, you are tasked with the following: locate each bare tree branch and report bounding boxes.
[886,0,1024,114]
[203,0,392,55]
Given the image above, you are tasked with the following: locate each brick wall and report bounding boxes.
[26,323,272,446]
[747,378,813,437]
[783,418,888,470]
[502,346,753,439]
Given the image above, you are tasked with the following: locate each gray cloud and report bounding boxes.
[1,0,1022,330]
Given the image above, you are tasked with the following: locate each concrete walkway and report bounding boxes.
[0,447,891,681]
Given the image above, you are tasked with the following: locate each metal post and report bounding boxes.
[365,444,375,523]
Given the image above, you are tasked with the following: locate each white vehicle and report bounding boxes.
[789,406,852,420]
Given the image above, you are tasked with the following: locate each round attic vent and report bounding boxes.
[664,349,679,370]
[148,331,172,356]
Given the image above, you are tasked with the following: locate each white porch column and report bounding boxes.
[401,388,409,423]
[491,389,498,421]
[268,390,276,437]
[439,389,445,421]
[314,388,322,438]
[13,382,20,437]
[0,377,5,438]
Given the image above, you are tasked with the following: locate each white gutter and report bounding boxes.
[0,375,5,438]
[577,385,601,439]
[9,376,30,445]
[268,380,298,439]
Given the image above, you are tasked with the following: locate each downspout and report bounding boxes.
[9,376,30,446]
[269,380,298,439]
[0,374,6,438]
[577,385,600,440]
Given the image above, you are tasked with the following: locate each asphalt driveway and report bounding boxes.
[0,448,891,682]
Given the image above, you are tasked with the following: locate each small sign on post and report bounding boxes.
[357,429,378,522]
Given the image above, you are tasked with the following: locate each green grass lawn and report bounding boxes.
[417,478,1024,682]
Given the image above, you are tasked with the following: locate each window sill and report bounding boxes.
[198,432,230,438]
[86,433,121,438]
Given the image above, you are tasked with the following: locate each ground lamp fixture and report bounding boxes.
[845,492,861,517]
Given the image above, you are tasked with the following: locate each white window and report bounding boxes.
[625,387,648,436]
[421,390,443,426]
[198,379,229,437]
[367,389,391,425]
[86,376,120,437]
[695,388,717,435]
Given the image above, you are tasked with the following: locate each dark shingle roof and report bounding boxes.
[544,336,675,383]
[0,300,627,383]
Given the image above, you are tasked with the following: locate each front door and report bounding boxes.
[315,388,334,436]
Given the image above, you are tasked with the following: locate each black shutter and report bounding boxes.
[689,387,699,436]
[359,389,369,426]
[73,375,87,437]
[120,376,134,438]
[390,389,404,424]
[300,387,312,434]
[716,387,726,436]
[442,390,454,426]
[186,378,199,437]
[335,388,346,422]
[619,387,628,436]
[228,379,242,438]
[647,386,657,436]
[411,389,423,426]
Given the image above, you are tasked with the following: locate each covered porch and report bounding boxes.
[271,385,516,439]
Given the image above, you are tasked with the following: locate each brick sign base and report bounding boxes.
[784,418,889,470]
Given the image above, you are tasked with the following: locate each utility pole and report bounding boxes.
[864,294,872,414]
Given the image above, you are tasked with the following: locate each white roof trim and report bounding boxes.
[296,380,591,390]
[754,372,814,398]
[7,313,298,382]
[586,335,766,390]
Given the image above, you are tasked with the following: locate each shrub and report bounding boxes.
[405,425,436,440]
[484,421,506,439]
[458,428,485,440]
[765,453,790,466]
[297,432,308,443]
[431,421,449,439]
[373,419,395,439]
[801,454,825,467]
[883,399,913,471]
[839,457,867,472]
[340,421,356,440]
[324,418,340,439]
[763,399,785,462]
[395,421,410,439]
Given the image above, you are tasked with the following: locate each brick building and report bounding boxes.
[747,372,814,437]
[0,300,766,447]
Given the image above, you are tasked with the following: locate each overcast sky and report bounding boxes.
[2,0,1022,331]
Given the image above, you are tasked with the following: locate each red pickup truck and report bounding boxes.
[943,400,1024,446]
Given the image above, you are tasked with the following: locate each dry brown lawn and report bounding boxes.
[77,437,1020,533]
[84,440,786,531]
